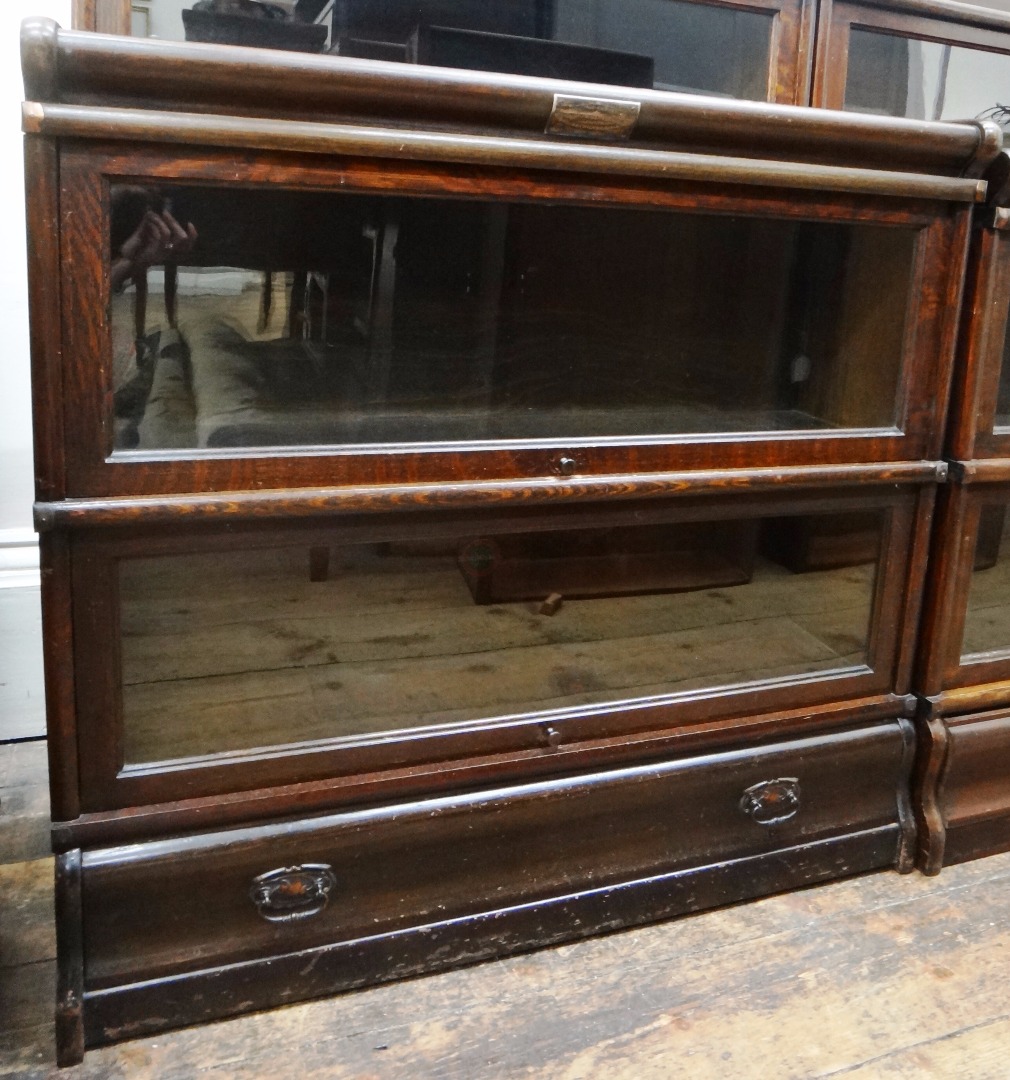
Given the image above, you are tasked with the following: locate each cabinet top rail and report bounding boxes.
[21,17,1001,181]
[829,0,1010,33]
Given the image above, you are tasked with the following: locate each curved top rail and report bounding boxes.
[21,16,1002,179]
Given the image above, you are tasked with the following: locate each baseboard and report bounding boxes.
[0,528,40,588]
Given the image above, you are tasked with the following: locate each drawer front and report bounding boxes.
[940,711,1010,866]
[82,722,910,989]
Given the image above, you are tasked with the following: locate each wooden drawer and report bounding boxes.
[933,710,1010,867]
[78,720,912,1045]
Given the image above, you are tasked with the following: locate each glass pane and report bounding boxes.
[995,316,1010,430]
[845,28,1010,122]
[118,509,884,765]
[109,184,916,452]
[962,502,1010,659]
[135,0,774,101]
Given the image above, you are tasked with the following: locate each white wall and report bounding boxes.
[1,1,70,585]
[147,0,187,41]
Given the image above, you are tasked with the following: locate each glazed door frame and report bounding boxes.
[916,473,1010,708]
[65,482,931,817]
[55,142,971,498]
[813,0,1010,113]
[946,210,1010,461]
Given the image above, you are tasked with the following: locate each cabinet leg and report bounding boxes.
[55,849,84,1067]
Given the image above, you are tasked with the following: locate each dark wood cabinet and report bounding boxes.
[21,12,1006,1065]
[817,0,1010,877]
[812,0,1010,119]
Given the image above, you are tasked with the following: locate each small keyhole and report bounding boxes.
[558,457,577,476]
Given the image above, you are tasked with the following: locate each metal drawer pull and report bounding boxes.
[739,778,801,825]
[250,864,336,923]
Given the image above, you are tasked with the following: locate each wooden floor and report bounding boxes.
[3,737,1010,1079]
[119,544,873,763]
[0,589,45,742]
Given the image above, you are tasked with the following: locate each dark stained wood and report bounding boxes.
[34,460,945,531]
[63,484,922,815]
[913,482,972,700]
[893,484,937,695]
[82,828,902,1049]
[913,708,950,874]
[38,532,80,824]
[945,227,1010,462]
[23,133,64,503]
[30,19,998,170]
[813,0,1010,113]
[25,102,990,205]
[935,710,1010,865]
[81,724,909,990]
[894,715,918,872]
[54,850,83,1068]
[51,140,972,499]
[10,843,1010,1077]
[21,16,992,1059]
[71,721,911,1048]
[52,693,913,850]
[20,18,58,103]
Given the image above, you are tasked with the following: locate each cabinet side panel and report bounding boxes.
[41,531,80,822]
[25,134,65,502]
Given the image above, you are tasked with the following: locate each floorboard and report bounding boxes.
[0,588,45,742]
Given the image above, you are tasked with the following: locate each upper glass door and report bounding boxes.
[108,182,917,455]
[814,0,1010,119]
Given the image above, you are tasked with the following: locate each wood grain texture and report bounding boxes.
[64,486,920,815]
[23,134,64,503]
[28,103,990,204]
[33,18,998,173]
[36,461,943,529]
[813,0,1010,112]
[0,858,56,973]
[52,694,914,850]
[914,712,950,874]
[52,139,972,499]
[54,850,83,1068]
[39,533,80,822]
[946,227,1010,461]
[82,830,902,1048]
[80,723,909,992]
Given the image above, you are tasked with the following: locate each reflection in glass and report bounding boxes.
[109,184,916,452]
[846,28,1010,122]
[118,511,884,764]
[138,0,774,100]
[962,503,1010,659]
[995,319,1010,430]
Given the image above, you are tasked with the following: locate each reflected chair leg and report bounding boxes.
[289,270,308,338]
[164,263,178,329]
[258,271,273,333]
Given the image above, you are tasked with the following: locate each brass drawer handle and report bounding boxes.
[740,778,801,826]
[250,864,336,923]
